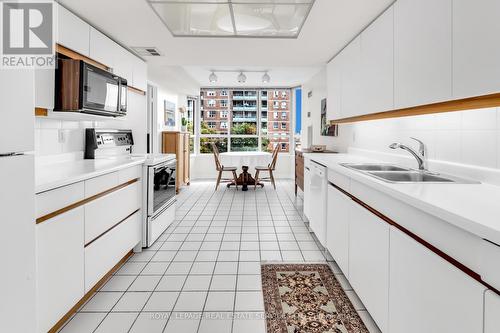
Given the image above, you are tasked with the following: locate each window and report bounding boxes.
[281,143,287,150]
[281,102,287,109]
[281,91,287,98]
[207,99,216,107]
[200,88,291,153]
[207,91,216,97]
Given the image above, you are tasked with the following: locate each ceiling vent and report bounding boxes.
[131,47,162,56]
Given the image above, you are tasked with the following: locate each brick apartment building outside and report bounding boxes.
[200,88,291,152]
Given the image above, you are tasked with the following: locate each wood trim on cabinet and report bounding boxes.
[128,86,146,95]
[47,250,133,333]
[328,181,500,295]
[36,178,139,224]
[330,92,500,124]
[56,44,108,70]
[35,107,48,116]
[84,209,140,247]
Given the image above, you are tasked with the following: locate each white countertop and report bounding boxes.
[35,157,146,193]
[304,153,500,245]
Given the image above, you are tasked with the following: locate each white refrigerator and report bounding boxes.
[0,69,37,332]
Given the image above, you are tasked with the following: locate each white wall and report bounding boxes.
[301,69,352,152]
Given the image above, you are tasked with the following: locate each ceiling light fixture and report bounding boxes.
[262,72,271,83]
[209,71,218,83]
[237,72,247,83]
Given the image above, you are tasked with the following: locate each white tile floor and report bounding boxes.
[58,180,380,333]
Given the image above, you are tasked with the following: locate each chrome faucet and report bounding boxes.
[389,137,426,171]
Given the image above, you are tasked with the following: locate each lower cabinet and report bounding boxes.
[389,227,485,333]
[349,201,390,332]
[326,184,350,276]
[485,290,500,333]
[85,211,141,292]
[303,160,311,220]
[36,208,84,333]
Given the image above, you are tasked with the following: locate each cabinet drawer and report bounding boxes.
[85,172,119,198]
[84,181,140,244]
[327,168,350,192]
[84,212,140,292]
[479,239,500,290]
[118,165,141,183]
[36,182,84,219]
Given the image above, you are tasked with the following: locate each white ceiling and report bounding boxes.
[59,0,394,87]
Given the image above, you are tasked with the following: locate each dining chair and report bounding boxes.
[254,143,280,190]
[210,142,239,190]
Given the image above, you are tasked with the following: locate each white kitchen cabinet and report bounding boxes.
[37,208,84,333]
[349,201,389,332]
[34,69,54,110]
[394,0,452,108]
[485,290,500,333]
[389,227,485,333]
[132,57,148,92]
[453,0,500,99]
[89,27,116,69]
[303,158,311,220]
[113,47,134,83]
[326,183,350,276]
[57,4,90,56]
[326,55,342,120]
[361,6,394,114]
[85,211,141,292]
[84,181,140,244]
[340,36,362,117]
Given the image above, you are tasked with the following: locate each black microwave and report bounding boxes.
[54,59,127,117]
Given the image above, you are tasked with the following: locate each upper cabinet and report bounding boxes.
[360,6,394,114]
[89,27,116,70]
[57,4,90,56]
[453,0,500,99]
[326,55,342,120]
[132,58,148,92]
[340,36,362,118]
[394,0,452,109]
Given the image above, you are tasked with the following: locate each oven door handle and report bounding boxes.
[151,198,176,220]
[148,166,154,215]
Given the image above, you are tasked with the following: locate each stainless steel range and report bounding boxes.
[85,128,176,248]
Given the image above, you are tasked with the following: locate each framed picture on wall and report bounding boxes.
[320,98,338,137]
[164,100,176,127]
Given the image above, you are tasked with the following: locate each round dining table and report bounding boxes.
[219,151,272,190]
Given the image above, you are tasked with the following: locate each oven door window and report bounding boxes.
[153,164,176,213]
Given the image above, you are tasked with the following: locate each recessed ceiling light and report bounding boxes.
[209,71,218,83]
[237,72,247,83]
[147,0,315,38]
[262,72,270,83]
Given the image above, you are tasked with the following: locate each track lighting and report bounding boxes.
[237,72,247,83]
[262,72,270,83]
[209,71,217,83]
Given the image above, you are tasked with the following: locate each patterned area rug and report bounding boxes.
[261,264,369,333]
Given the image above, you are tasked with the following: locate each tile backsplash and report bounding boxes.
[350,107,500,170]
[35,118,88,156]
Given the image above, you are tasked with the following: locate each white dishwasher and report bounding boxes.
[303,157,311,220]
[309,160,327,247]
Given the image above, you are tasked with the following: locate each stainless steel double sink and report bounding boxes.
[341,163,479,184]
